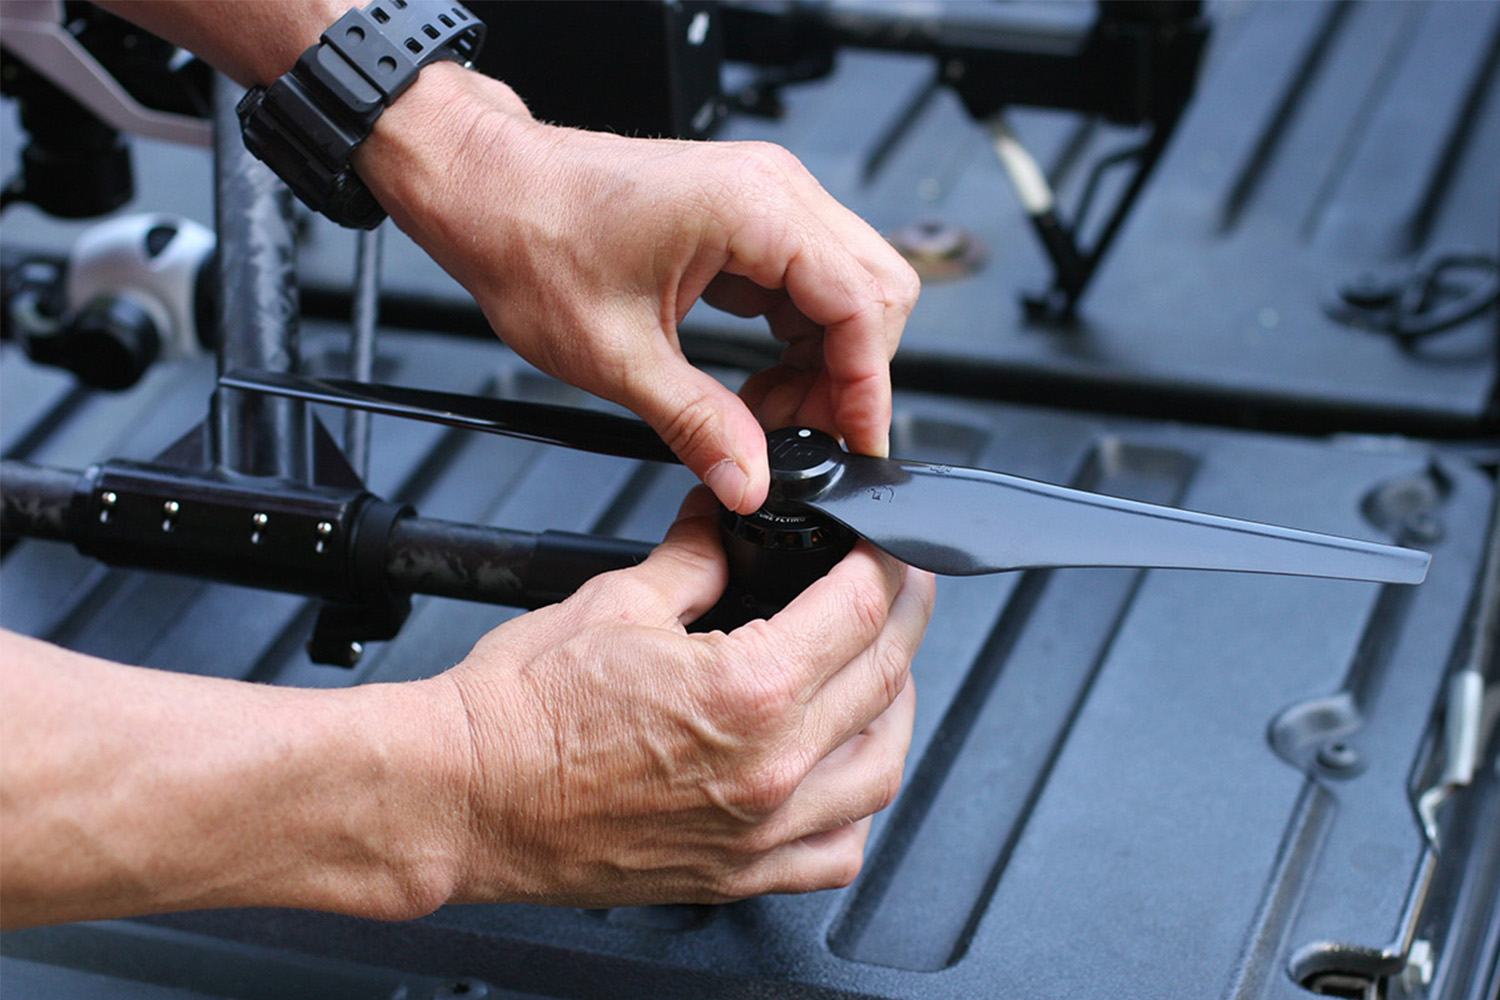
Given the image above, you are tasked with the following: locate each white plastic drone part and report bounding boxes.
[66,214,216,359]
[0,0,212,147]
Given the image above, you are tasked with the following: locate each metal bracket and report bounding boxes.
[0,0,212,146]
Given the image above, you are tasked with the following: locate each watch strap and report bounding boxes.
[237,2,485,230]
[320,2,484,107]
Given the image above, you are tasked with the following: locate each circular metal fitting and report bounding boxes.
[1316,740,1360,773]
[887,220,985,281]
[162,500,179,515]
[252,512,269,527]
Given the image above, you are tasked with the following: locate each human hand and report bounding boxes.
[434,489,934,906]
[357,65,921,514]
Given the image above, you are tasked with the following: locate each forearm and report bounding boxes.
[92,0,351,86]
[0,631,473,928]
[90,1,535,254]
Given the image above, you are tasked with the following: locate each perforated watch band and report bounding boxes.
[237,1,485,230]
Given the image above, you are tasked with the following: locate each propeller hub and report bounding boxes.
[767,427,843,499]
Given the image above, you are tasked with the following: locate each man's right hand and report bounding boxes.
[355,63,920,517]
[436,489,935,906]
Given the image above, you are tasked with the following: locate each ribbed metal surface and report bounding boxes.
[2,327,1494,999]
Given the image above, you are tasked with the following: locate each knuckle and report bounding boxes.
[728,755,802,819]
[842,572,891,639]
[737,140,800,179]
[889,259,922,312]
[914,568,938,617]
[658,391,722,465]
[569,570,657,622]
[874,759,905,813]
[731,674,797,737]
[567,570,617,608]
[738,815,791,857]
[716,632,799,729]
[715,867,769,903]
[875,644,911,707]
[827,843,866,889]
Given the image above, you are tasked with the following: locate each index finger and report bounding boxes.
[718,198,896,460]
[772,164,920,459]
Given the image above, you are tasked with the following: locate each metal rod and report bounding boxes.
[345,225,383,479]
[1418,489,1500,842]
[0,460,78,541]
[209,73,308,480]
[0,460,653,610]
[386,517,651,607]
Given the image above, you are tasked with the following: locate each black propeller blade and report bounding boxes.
[223,370,1430,585]
[765,428,1428,583]
[220,369,677,465]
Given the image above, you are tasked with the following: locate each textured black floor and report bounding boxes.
[3,327,1495,999]
[2,1,1499,998]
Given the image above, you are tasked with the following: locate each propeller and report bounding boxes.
[757,426,1427,581]
[221,369,1430,591]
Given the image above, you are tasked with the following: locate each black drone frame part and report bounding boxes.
[0,76,651,667]
[0,454,653,666]
[719,0,1212,321]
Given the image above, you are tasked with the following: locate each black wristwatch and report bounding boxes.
[237,1,486,230]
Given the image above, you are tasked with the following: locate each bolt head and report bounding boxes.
[1316,740,1360,772]
[1402,511,1444,545]
[162,500,179,515]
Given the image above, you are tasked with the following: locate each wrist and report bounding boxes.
[236,2,489,229]
[353,60,532,234]
[422,663,546,906]
[0,641,476,927]
[334,677,477,919]
[245,0,358,86]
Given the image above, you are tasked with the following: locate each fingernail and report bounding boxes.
[705,460,749,511]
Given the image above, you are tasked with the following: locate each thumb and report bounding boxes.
[621,354,770,515]
[623,487,731,626]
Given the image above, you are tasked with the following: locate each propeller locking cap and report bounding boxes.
[767,427,843,499]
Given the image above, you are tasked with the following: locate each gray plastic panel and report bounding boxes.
[686,0,1500,434]
[3,1,1495,436]
[2,3,1497,996]
[1,329,1493,1000]
[0,922,527,1000]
